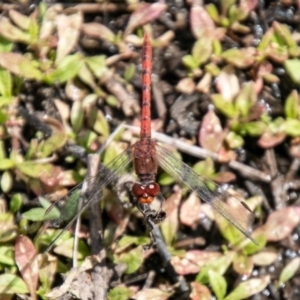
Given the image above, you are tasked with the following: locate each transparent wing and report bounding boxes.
[45,148,133,224]
[155,144,256,243]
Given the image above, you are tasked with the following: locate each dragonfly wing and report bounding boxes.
[45,148,133,223]
[155,144,255,242]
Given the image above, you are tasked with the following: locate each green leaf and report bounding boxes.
[0,97,12,107]
[284,119,300,136]
[71,100,84,133]
[85,55,108,78]
[119,247,144,274]
[208,270,227,300]
[193,158,215,178]
[238,121,267,136]
[279,257,300,285]
[48,188,81,222]
[10,193,23,213]
[0,274,29,294]
[37,132,67,157]
[92,110,110,138]
[235,82,256,117]
[108,286,134,300]
[206,4,220,23]
[45,54,83,84]
[192,38,213,66]
[196,252,235,284]
[221,49,254,68]
[17,162,53,178]
[0,158,15,170]
[284,90,300,119]
[224,276,270,300]
[225,131,244,149]
[22,207,49,221]
[284,59,300,84]
[1,170,13,193]
[0,36,13,52]
[242,233,267,256]
[0,66,12,97]
[220,0,235,15]
[0,245,14,265]
[54,238,89,259]
[124,63,136,82]
[182,54,199,70]
[158,172,175,186]
[211,94,237,118]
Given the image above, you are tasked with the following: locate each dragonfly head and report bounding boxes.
[132,182,160,204]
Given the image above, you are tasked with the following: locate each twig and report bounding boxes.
[124,124,271,183]
[147,218,189,296]
[86,154,103,254]
[101,71,140,117]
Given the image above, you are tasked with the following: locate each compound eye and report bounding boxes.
[132,183,145,197]
[145,182,160,197]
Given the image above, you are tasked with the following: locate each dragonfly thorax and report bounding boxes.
[132,182,160,204]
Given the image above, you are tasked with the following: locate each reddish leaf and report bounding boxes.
[199,110,225,152]
[258,206,300,242]
[216,65,240,101]
[190,4,216,39]
[190,282,212,300]
[180,192,203,228]
[239,0,258,14]
[212,171,236,183]
[258,131,286,148]
[171,250,221,275]
[125,3,167,35]
[15,235,38,300]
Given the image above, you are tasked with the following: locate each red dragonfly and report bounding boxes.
[44,33,256,249]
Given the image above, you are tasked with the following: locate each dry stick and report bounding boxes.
[124,124,271,183]
[83,154,110,300]
[147,218,189,295]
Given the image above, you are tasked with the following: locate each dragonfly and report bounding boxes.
[44,33,256,251]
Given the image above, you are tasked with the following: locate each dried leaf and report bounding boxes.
[252,248,278,266]
[0,52,42,80]
[133,288,172,300]
[15,235,38,300]
[233,255,253,276]
[190,282,211,300]
[160,190,182,245]
[260,206,300,241]
[125,3,167,35]
[81,23,115,43]
[38,253,57,290]
[56,10,83,64]
[199,110,225,152]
